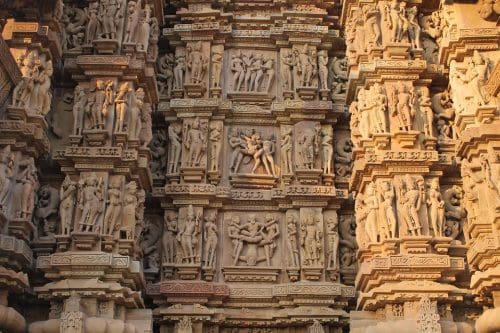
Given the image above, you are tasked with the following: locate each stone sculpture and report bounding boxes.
[59,175,77,235]
[426,179,445,237]
[33,185,59,239]
[203,212,218,268]
[301,214,323,266]
[85,2,99,44]
[157,53,174,97]
[326,216,339,269]
[114,82,130,133]
[362,4,381,48]
[286,214,300,267]
[103,178,122,236]
[150,130,167,178]
[379,181,397,239]
[12,157,38,219]
[77,173,103,233]
[211,46,223,88]
[177,205,201,264]
[208,122,222,172]
[281,127,293,174]
[162,211,178,264]
[0,146,14,208]
[100,0,122,40]
[334,138,352,178]
[329,57,348,97]
[295,44,317,87]
[120,181,138,239]
[321,126,334,175]
[398,175,425,236]
[418,87,435,137]
[297,125,320,170]
[391,82,415,132]
[174,50,186,90]
[318,50,328,90]
[124,0,141,43]
[72,85,87,136]
[183,117,206,167]
[281,50,295,91]
[167,123,182,174]
[128,87,144,140]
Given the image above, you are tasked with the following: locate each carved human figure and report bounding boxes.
[296,44,314,87]
[184,118,206,167]
[281,127,293,174]
[208,123,222,172]
[59,175,77,235]
[157,53,174,97]
[318,50,328,90]
[329,56,348,96]
[263,57,275,93]
[140,103,153,148]
[391,82,415,132]
[176,205,200,264]
[249,53,264,92]
[364,182,379,243]
[162,211,177,264]
[301,215,322,266]
[103,179,122,235]
[297,128,317,169]
[137,4,151,51]
[33,185,59,239]
[363,4,381,48]
[211,47,223,88]
[286,214,300,267]
[12,50,37,108]
[203,212,218,268]
[326,216,339,269]
[0,146,15,207]
[399,175,424,236]
[128,87,144,140]
[426,179,445,237]
[230,51,245,91]
[260,214,279,266]
[252,135,277,177]
[228,128,244,173]
[407,6,421,49]
[72,85,87,136]
[100,0,121,40]
[124,0,141,43]
[356,89,371,139]
[85,2,99,44]
[461,159,480,228]
[167,123,182,174]
[228,215,243,265]
[379,181,397,239]
[88,80,106,130]
[418,87,434,137]
[281,50,294,91]
[174,52,186,89]
[334,138,353,178]
[34,57,54,116]
[187,42,206,84]
[242,52,254,91]
[371,83,388,134]
[321,127,334,175]
[386,0,404,42]
[150,131,167,178]
[14,157,38,219]
[77,173,103,232]
[431,89,457,141]
[114,82,130,133]
[121,181,138,239]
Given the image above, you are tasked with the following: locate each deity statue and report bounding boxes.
[128,87,144,140]
[301,215,323,266]
[85,1,99,44]
[427,179,445,237]
[187,42,207,84]
[203,212,218,268]
[263,56,275,93]
[227,215,243,265]
[137,4,151,51]
[230,51,245,91]
[407,6,421,49]
[140,103,153,148]
[295,44,316,87]
[399,175,425,236]
[364,182,379,243]
[418,87,434,138]
[281,127,293,174]
[211,46,223,88]
[114,82,131,133]
[77,173,103,233]
[13,157,38,219]
[162,211,178,264]
[103,179,122,236]
[72,85,87,136]
[208,123,222,173]
[286,214,300,267]
[326,216,339,269]
[59,175,77,235]
[356,88,371,139]
[297,127,319,169]
[391,82,415,132]
[87,80,106,130]
[167,123,182,174]
[176,205,200,264]
[362,4,381,48]
[183,118,206,167]
[379,181,397,239]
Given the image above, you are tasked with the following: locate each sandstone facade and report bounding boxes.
[0,0,498,332]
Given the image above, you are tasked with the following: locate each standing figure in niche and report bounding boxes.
[0,146,14,207]
[297,129,316,169]
[250,53,264,92]
[371,83,388,134]
[208,123,222,172]
[400,175,424,236]
[380,181,397,239]
[90,80,106,130]
[392,82,415,132]
[203,212,218,268]
[114,82,130,133]
[426,179,445,237]
[77,173,103,233]
[281,127,293,174]
[363,4,381,48]
[85,2,99,44]
[137,4,151,51]
[228,128,244,173]
[15,158,38,219]
[242,52,254,91]
[100,0,121,40]
[418,87,434,137]
[177,205,200,264]
[72,85,87,136]
[297,44,314,87]
[174,53,186,89]
[260,214,279,266]
[321,127,333,175]
[103,179,122,235]
[167,124,182,174]
[162,212,177,264]
[128,88,144,140]
[228,215,243,265]
[318,50,329,90]
[124,0,141,43]
[286,214,300,267]
[281,50,294,91]
[253,135,277,177]
[230,51,245,91]
[184,118,206,167]
[59,175,77,235]
[301,215,322,266]
[326,216,339,269]
[407,6,421,49]
[121,181,138,239]
[187,42,206,84]
[364,182,379,243]
[211,47,223,88]
[263,57,275,93]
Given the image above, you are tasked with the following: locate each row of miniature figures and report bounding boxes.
[62,0,160,58]
[70,80,152,147]
[155,119,353,185]
[140,205,358,282]
[156,44,348,101]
